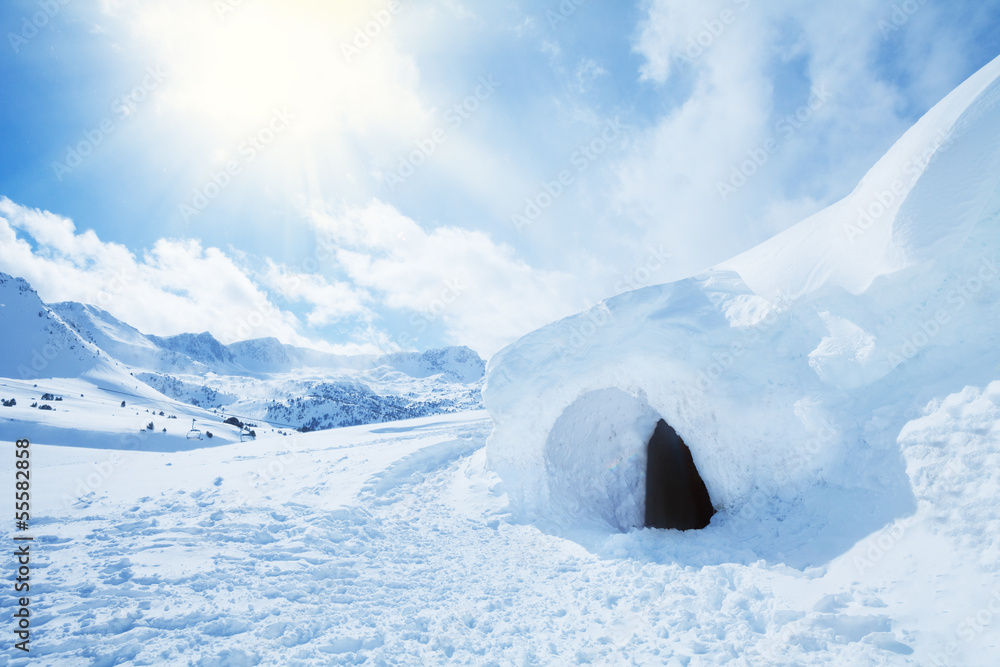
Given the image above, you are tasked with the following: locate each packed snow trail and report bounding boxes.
[7,395,998,665]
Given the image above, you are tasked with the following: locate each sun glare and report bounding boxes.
[171,7,333,128]
[120,0,428,207]
[134,1,413,132]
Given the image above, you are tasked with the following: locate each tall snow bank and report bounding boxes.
[484,55,1000,541]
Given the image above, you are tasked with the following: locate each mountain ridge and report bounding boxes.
[0,282,486,431]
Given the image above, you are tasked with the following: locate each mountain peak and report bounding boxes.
[148,331,235,367]
[0,272,112,380]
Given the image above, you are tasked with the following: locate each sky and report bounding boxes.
[1,0,999,358]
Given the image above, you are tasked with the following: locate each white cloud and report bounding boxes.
[0,196,579,357]
[614,0,967,281]
[262,261,373,328]
[575,58,608,92]
[308,200,584,356]
[0,197,357,351]
[634,0,737,84]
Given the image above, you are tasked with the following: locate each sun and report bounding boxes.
[132,0,413,135]
[115,0,429,205]
[162,5,337,128]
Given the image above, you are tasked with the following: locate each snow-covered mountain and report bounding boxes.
[43,293,486,431]
[147,331,239,370]
[381,346,485,384]
[51,299,484,381]
[51,300,215,375]
[0,274,109,380]
[0,274,174,401]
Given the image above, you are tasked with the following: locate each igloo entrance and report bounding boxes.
[542,388,715,532]
[644,419,715,530]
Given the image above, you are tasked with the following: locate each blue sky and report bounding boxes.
[1,0,999,357]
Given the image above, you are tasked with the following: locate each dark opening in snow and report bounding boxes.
[644,419,715,530]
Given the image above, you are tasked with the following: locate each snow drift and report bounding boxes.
[484,55,1000,547]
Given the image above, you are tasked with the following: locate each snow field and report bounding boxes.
[2,378,996,665]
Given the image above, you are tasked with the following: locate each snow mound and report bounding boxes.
[484,55,1000,549]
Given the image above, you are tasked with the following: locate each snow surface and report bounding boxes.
[3,383,999,665]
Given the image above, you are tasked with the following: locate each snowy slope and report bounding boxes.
[0,375,270,451]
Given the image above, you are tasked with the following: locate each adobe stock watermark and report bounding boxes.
[512,118,624,232]
[842,127,955,244]
[878,0,928,40]
[213,0,248,20]
[407,278,467,338]
[615,246,672,293]
[340,0,402,62]
[852,516,916,576]
[179,107,294,222]
[382,76,501,191]
[694,290,794,391]
[61,452,123,509]
[554,244,670,360]
[675,0,751,65]
[773,420,837,486]
[545,0,587,29]
[929,588,1000,666]
[235,436,308,506]
[887,254,998,369]
[93,269,132,311]
[51,66,167,182]
[60,416,167,508]
[356,276,468,352]
[729,418,838,533]
[553,300,613,362]
[7,0,71,54]
[17,335,73,381]
[227,232,344,342]
[717,84,831,202]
